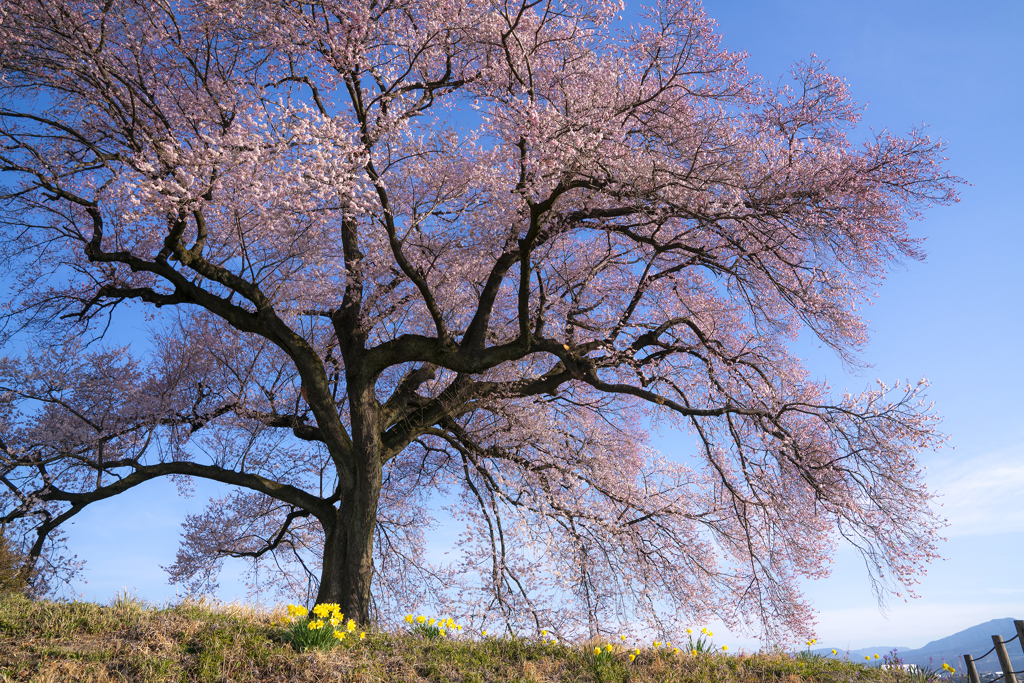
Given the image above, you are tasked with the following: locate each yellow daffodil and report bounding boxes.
[708,631,713,637]
[360,631,366,640]
[405,614,413,624]
[482,630,487,637]
[347,619,356,632]
[541,630,547,636]
[832,649,837,655]
[686,628,692,634]
[605,644,613,653]
[594,647,601,655]
[692,649,698,656]
[307,620,325,630]
[673,647,680,654]
[428,618,436,626]
[620,635,626,641]
[417,615,426,624]
[333,631,345,640]
[874,654,879,659]
[629,654,636,662]
[654,641,661,648]
[866,656,871,660]
[722,645,728,651]
[635,648,640,655]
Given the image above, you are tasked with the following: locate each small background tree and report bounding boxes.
[0,527,29,595]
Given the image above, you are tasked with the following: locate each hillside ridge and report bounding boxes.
[811,617,1024,673]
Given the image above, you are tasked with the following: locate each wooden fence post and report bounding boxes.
[1016,621,1024,654]
[993,635,1017,683]
[965,654,981,683]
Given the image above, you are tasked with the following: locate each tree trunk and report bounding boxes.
[314,463,381,623]
[313,379,382,624]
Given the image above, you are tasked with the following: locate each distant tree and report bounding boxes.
[0,527,27,595]
[0,0,957,641]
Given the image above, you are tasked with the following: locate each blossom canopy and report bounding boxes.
[0,0,955,643]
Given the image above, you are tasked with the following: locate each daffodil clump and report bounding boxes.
[282,603,365,652]
[588,631,730,667]
[404,613,462,641]
[796,637,820,661]
[683,626,721,655]
[588,642,616,667]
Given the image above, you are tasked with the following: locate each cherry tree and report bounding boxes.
[0,0,957,641]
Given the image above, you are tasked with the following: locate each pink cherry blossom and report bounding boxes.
[0,0,958,644]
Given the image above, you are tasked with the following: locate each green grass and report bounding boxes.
[0,592,957,683]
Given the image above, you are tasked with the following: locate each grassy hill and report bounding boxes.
[0,593,956,683]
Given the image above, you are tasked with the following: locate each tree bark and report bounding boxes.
[315,472,381,623]
[313,379,382,624]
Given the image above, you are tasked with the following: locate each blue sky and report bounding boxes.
[56,0,1023,651]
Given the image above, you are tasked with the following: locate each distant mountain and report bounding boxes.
[810,618,1024,674]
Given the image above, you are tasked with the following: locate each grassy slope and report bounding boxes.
[0,593,929,683]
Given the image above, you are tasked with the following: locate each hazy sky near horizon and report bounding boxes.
[47,0,1023,652]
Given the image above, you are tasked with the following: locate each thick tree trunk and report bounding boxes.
[313,379,382,624]
[314,472,381,623]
